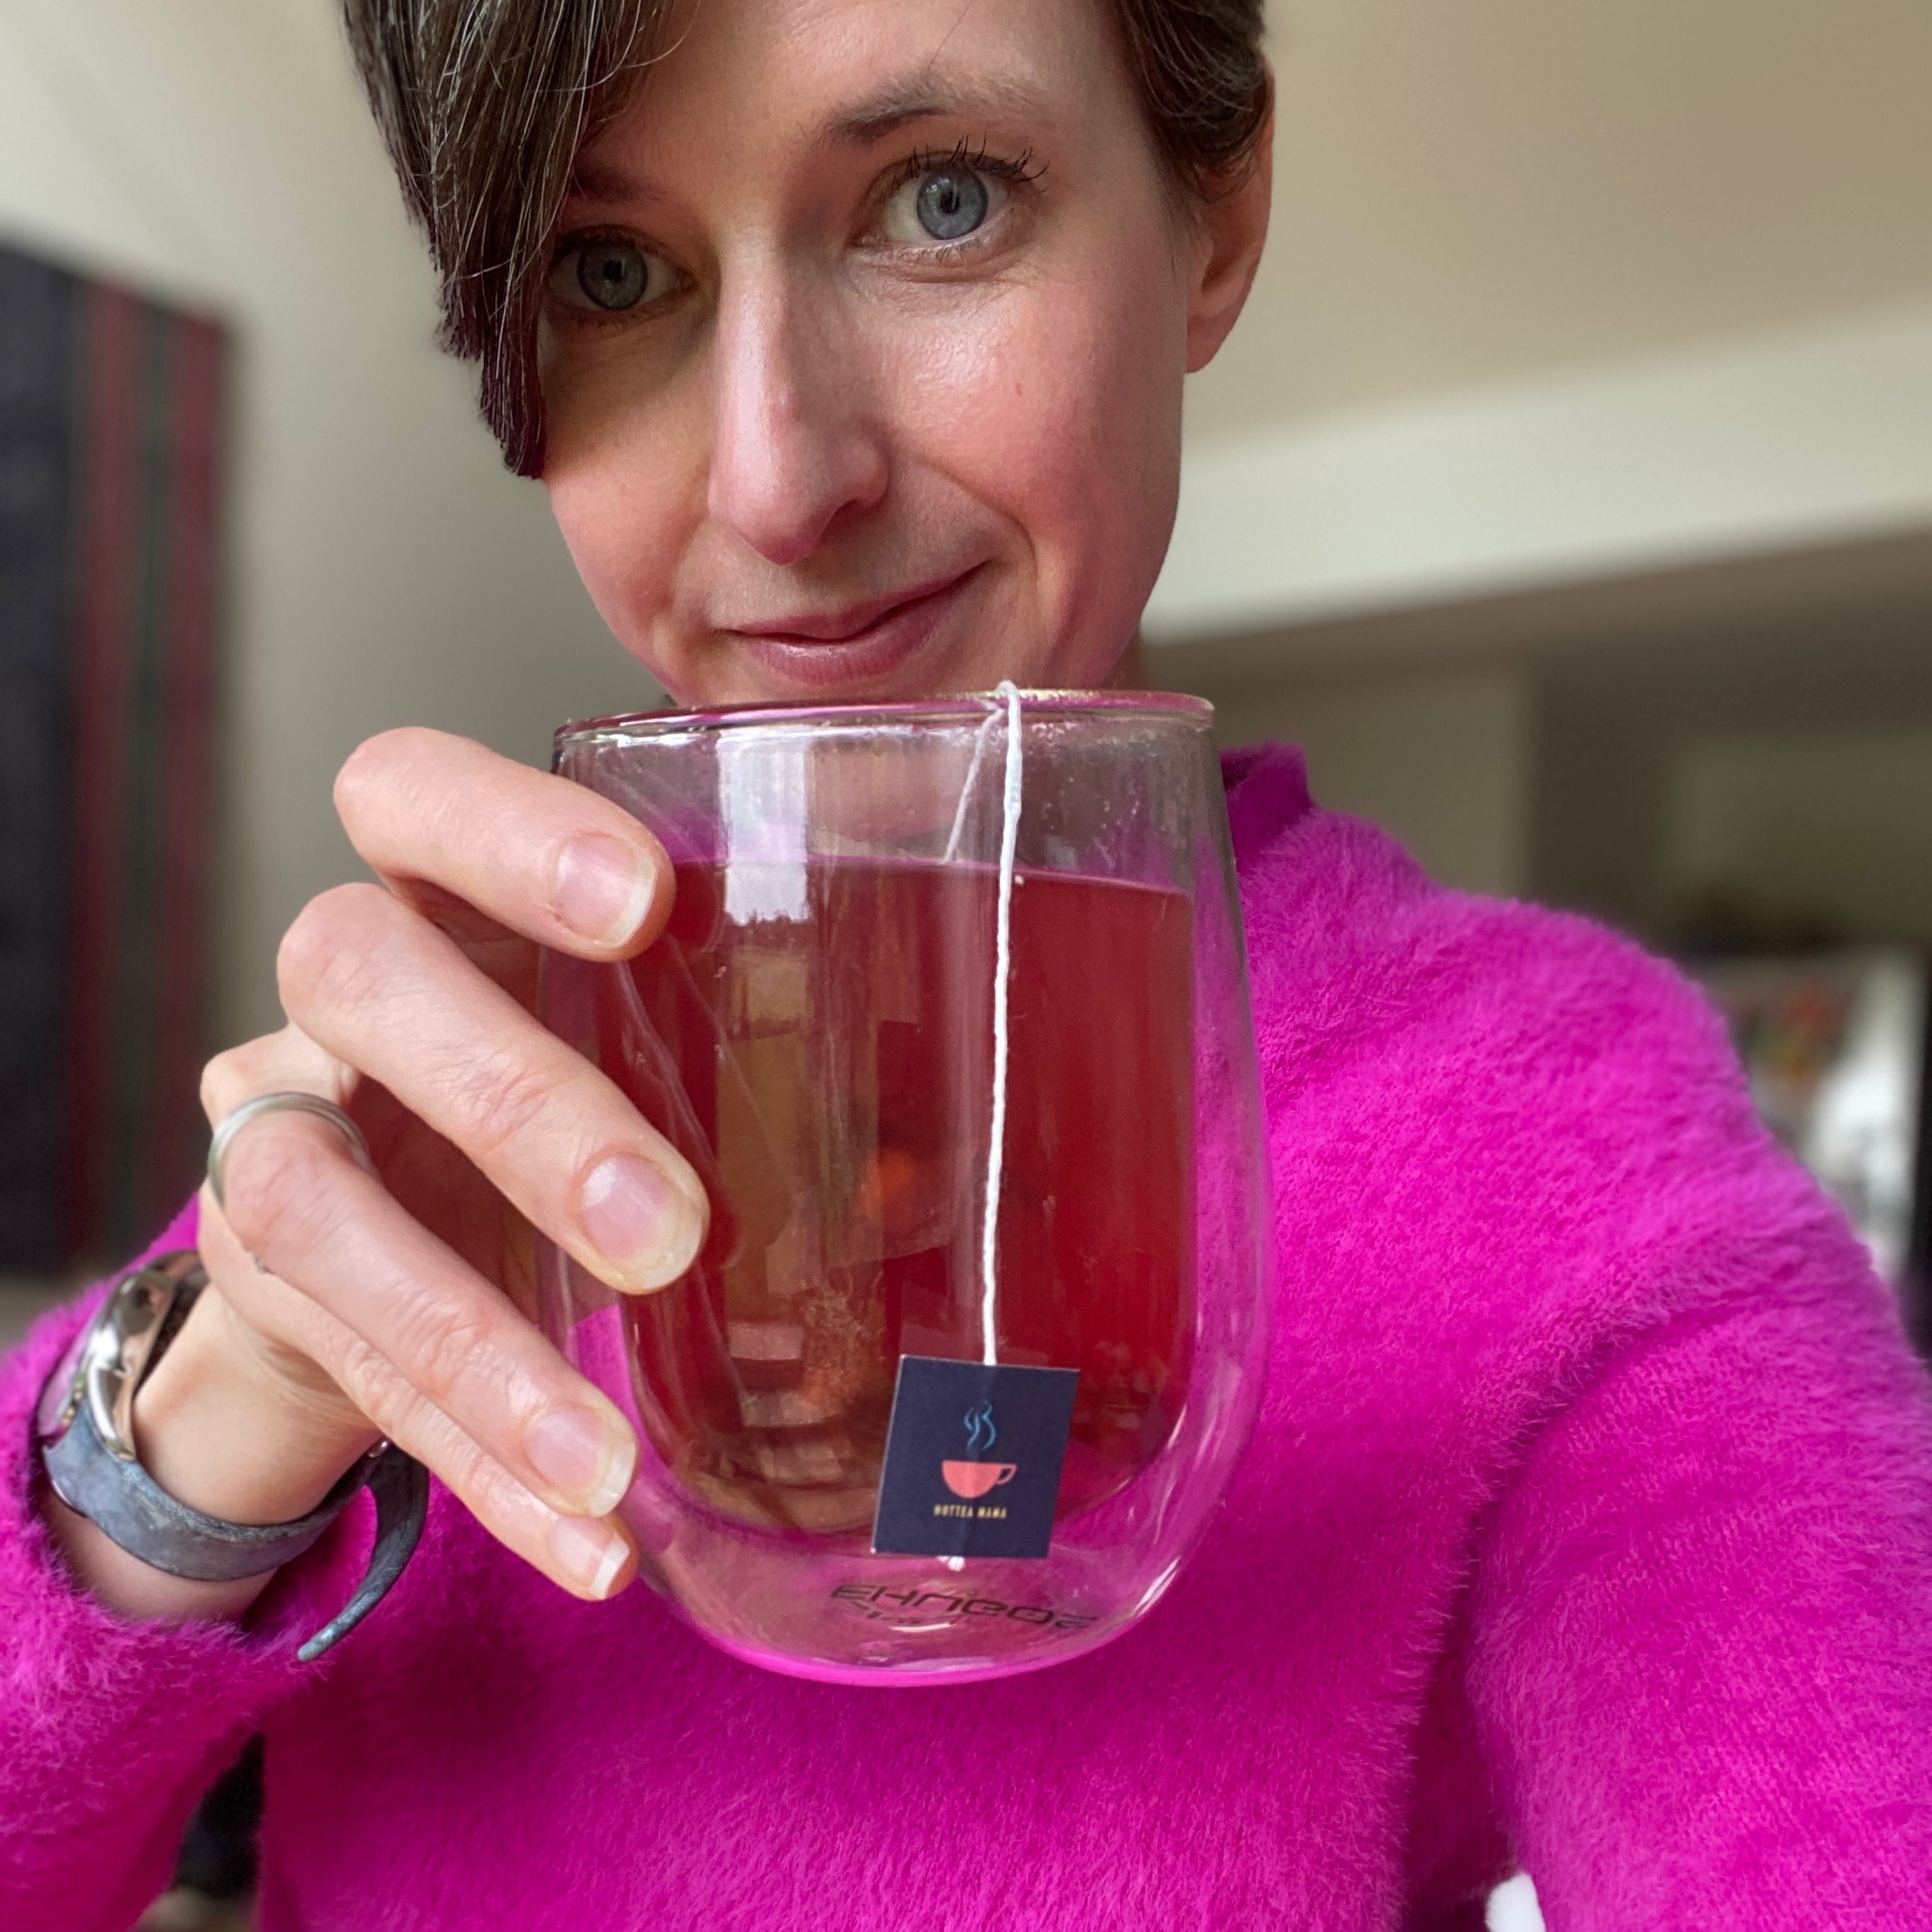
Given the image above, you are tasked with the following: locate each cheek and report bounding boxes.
[542,351,703,668]
[546,465,662,641]
[878,234,1186,677]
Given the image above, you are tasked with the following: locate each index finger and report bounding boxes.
[334,727,672,960]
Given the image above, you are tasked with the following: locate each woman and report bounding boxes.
[4,0,1929,1924]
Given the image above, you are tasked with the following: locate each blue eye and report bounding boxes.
[878,162,1009,250]
[577,242,648,309]
[551,239,675,314]
[914,169,990,241]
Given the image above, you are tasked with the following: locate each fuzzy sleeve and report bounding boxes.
[1465,1258,1932,1929]
[0,1207,333,1931]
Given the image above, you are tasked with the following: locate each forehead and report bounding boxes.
[577,0,1120,191]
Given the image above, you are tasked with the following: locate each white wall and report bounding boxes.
[0,0,657,1048]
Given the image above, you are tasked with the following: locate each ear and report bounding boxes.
[1185,91,1274,374]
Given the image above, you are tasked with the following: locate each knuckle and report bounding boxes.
[387,1293,502,1414]
[415,1426,504,1528]
[319,1338,491,1503]
[199,1030,289,1123]
[326,1328,406,1426]
[334,727,440,825]
[277,883,396,1018]
[200,1046,244,1123]
[445,1048,559,1166]
[463,1455,546,1544]
[218,1122,339,1260]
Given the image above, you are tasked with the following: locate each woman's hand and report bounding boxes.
[51,728,707,1623]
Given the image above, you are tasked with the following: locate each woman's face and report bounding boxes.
[540,0,1268,705]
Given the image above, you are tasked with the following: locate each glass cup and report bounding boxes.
[538,691,1274,1684]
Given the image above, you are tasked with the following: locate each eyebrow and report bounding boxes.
[569,154,651,204]
[827,72,1052,146]
[566,69,1051,204]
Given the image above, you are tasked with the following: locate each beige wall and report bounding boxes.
[1187,0,1932,445]
[1199,666,1534,898]
[1666,727,1932,948]
[1528,604,1932,946]
[1190,611,1932,944]
[0,0,655,1049]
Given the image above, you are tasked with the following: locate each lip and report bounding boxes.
[718,567,982,692]
[727,571,973,644]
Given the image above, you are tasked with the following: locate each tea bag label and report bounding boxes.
[872,1356,1079,1560]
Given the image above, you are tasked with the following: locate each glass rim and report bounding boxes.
[556,688,1214,752]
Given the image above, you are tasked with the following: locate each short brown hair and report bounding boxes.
[344,0,1270,476]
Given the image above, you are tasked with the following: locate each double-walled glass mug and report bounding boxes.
[537,690,1275,1685]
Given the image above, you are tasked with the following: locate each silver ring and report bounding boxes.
[207,1091,375,1214]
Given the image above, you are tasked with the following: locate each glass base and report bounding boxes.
[621,1489,1180,1686]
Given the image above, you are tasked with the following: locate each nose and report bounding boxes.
[706,265,888,566]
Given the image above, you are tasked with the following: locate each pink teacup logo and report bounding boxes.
[943,1400,1015,1497]
[942,1460,1018,1498]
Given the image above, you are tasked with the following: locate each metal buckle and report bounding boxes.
[36,1252,206,1456]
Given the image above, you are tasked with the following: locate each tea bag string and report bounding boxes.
[980,681,1023,1366]
[941,708,998,865]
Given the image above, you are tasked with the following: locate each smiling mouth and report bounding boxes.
[725,568,979,648]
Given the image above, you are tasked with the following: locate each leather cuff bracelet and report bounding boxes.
[34,1250,428,1662]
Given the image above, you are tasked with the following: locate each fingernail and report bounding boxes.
[554,834,653,948]
[526,1404,636,1515]
[549,1512,631,1599]
[581,1154,705,1288]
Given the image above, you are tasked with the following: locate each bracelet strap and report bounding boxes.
[294,1439,428,1663]
[36,1253,429,1660]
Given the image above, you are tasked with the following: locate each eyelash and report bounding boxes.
[547,138,1045,322]
[886,137,1044,195]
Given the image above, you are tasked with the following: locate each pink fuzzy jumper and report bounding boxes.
[3,746,1930,1931]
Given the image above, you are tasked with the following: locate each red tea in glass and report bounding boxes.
[577,857,1194,1534]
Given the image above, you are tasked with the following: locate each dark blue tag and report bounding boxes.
[871,1356,1079,1559]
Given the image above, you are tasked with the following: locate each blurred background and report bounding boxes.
[0,1,1928,1924]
